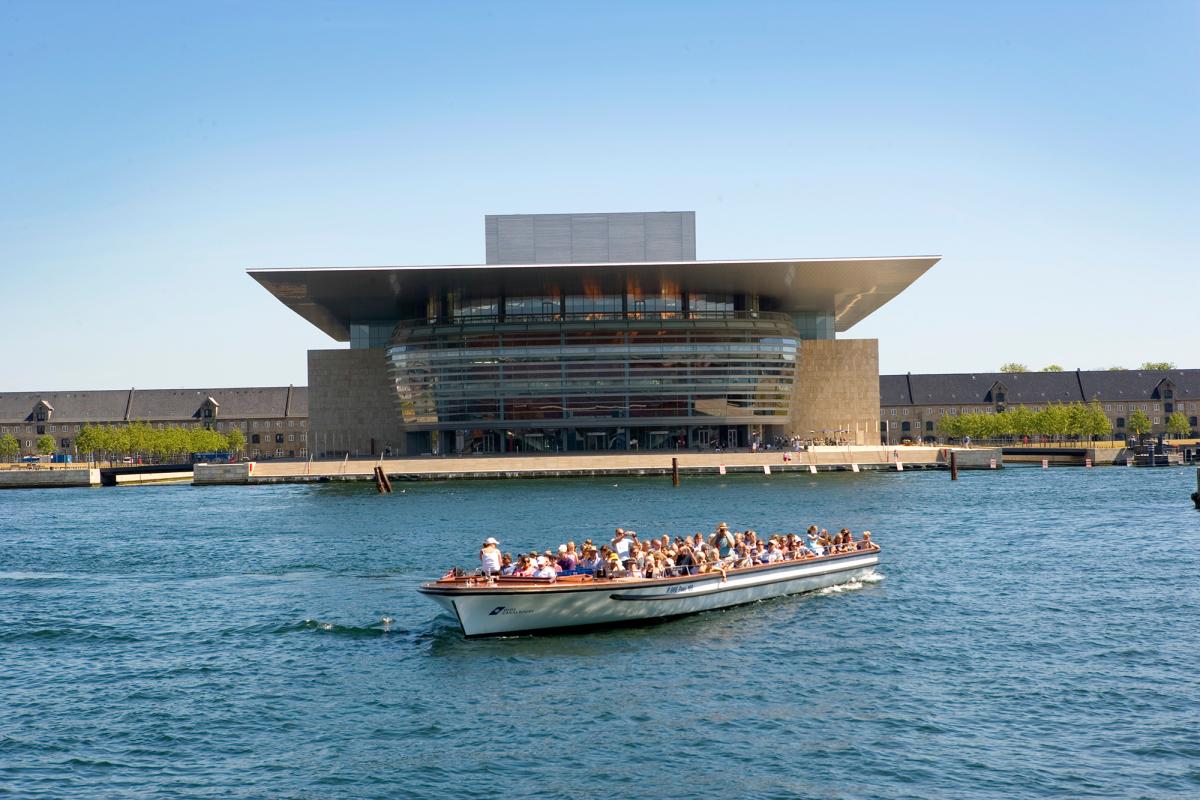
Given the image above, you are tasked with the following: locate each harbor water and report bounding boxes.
[1,467,1197,798]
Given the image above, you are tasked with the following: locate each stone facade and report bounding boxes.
[790,339,881,445]
[307,349,407,457]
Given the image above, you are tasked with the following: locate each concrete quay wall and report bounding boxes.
[0,468,100,489]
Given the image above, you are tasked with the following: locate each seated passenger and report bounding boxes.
[499,553,516,576]
[858,531,874,550]
[675,546,697,575]
[766,541,783,563]
[557,544,577,572]
[627,559,644,579]
[533,556,557,580]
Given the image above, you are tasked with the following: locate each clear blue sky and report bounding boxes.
[2,1,1197,391]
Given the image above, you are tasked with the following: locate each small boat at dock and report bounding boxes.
[419,546,880,637]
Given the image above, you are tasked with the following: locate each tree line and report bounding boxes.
[935,401,1193,442]
[71,423,246,462]
[999,361,1176,373]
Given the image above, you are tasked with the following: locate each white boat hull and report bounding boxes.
[420,551,879,637]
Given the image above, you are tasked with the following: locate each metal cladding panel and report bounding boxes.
[570,214,610,262]
[485,211,695,264]
[608,214,647,261]
[645,212,688,261]
[494,215,535,264]
[533,215,572,263]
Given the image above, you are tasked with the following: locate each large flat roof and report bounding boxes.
[249,256,940,341]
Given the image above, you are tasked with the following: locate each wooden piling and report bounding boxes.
[950,450,958,481]
[671,457,680,487]
[1192,467,1199,509]
[374,465,392,494]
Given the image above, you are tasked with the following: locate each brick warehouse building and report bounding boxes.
[879,369,1199,444]
[0,387,307,460]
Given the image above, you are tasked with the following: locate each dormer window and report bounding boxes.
[996,392,1006,403]
[1164,389,1173,399]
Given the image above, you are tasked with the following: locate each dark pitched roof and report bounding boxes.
[1078,369,1200,401]
[881,369,1200,406]
[0,390,132,424]
[879,374,911,405]
[0,387,309,424]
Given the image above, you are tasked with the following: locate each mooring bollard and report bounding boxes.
[671,457,680,487]
[950,450,958,481]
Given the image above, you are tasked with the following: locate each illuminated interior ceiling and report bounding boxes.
[248,256,940,341]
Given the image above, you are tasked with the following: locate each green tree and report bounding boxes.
[1166,411,1192,438]
[226,428,245,455]
[1127,408,1153,438]
[1037,403,1070,442]
[1000,362,1028,373]
[1041,364,1064,372]
[0,433,19,462]
[36,434,56,455]
[1008,405,1037,440]
[1086,400,1113,441]
[938,414,965,440]
[1106,366,1125,371]
[1065,402,1090,440]
[1139,361,1175,371]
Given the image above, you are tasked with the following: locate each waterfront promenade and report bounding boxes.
[194,445,983,485]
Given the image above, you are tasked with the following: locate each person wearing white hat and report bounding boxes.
[480,537,502,576]
[533,556,557,580]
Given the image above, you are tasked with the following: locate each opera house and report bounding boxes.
[251,212,937,456]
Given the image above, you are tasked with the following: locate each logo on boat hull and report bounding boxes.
[488,606,532,616]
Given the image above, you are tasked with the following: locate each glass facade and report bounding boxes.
[386,310,799,453]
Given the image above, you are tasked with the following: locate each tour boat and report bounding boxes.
[418,546,881,637]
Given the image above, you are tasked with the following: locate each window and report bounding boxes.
[287,434,295,442]
[1165,403,1173,413]
[61,438,70,448]
[1116,417,1125,428]
[1189,416,1197,427]
[996,392,1006,403]
[274,448,284,457]
[276,421,283,429]
[49,425,56,432]
[1153,417,1160,425]
[25,440,31,447]
[1153,404,1160,412]
[925,421,934,432]
[288,420,294,428]
[75,425,80,432]
[275,434,284,444]
[202,408,212,418]
[889,408,896,416]
[901,421,911,432]
[1164,389,1173,399]
[926,408,933,415]
[251,434,260,444]
[299,448,307,457]
[36,425,45,434]
[902,408,909,416]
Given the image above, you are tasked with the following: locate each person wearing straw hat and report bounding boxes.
[711,522,735,557]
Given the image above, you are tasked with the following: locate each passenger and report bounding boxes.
[533,556,557,581]
[627,559,644,579]
[605,550,624,577]
[711,522,735,556]
[480,537,502,576]
[613,529,632,561]
[766,540,783,563]
[499,553,516,576]
[577,547,599,573]
[675,545,697,575]
[517,555,537,577]
[858,531,874,551]
[557,544,577,572]
[806,532,825,557]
